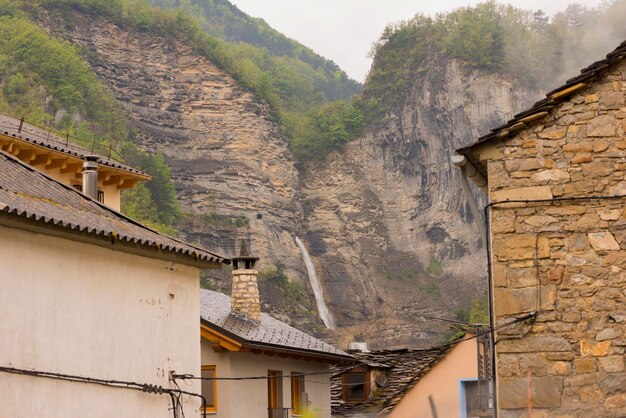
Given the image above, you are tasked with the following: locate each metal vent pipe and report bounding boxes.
[82,155,99,200]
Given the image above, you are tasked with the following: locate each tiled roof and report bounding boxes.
[0,114,148,178]
[331,345,455,416]
[457,40,626,160]
[0,150,228,266]
[200,289,351,361]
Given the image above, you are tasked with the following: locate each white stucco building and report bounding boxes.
[0,150,228,417]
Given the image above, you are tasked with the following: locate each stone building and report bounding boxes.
[456,41,626,416]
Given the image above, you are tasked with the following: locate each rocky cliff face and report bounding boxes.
[36,10,321,329]
[37,11,540,347]
[301,57,539,347]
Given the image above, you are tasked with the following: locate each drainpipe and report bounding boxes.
[452,155,487,247]
[452,154,497,417]
[82,155,99,200]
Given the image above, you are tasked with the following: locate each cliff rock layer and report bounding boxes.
[301,57,538,346]
[37,10,539,346]
[36,10,315,323]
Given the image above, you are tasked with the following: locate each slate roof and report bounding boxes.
[200,289,352,361]
[0,114,148,177]
[331,345,455,416]
[456,39,626,166]
[0,150,228,266]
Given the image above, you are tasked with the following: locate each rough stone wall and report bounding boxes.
[486,60,626,417]
[230,269,261,322]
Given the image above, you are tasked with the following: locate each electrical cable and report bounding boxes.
[0,365,207,418]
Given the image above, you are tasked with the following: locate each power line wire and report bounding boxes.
[0,365,207,418]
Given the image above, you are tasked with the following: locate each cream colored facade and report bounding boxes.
[200,340,332,418]
[387,337,478,418]
[0,225,202,418]
[41,164,122,210]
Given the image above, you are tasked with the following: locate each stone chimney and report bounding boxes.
[230,242,261,323]
[82,155,99,200]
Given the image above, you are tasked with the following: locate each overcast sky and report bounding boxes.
[229,0,606,82]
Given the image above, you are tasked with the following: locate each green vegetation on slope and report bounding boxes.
[33,0,363,163]
[0,2,181,233]
[145,0,361,102]
[363,0,626,124]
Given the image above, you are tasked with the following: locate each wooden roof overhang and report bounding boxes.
[200,320,353,364]
[0,133,151,189]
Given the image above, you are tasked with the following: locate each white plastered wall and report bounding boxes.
[201,339,332,418]
[0,224,201,418]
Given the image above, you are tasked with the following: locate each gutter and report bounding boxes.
[451,155,487,247]
[452,154,497,417]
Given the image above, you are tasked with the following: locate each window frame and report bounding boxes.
[268,369,283,416]
[201,365,217,414]
[291,372,306,415]
[342,367,370,403]
[459,378,482,418]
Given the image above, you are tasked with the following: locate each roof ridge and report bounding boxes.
[457,39,626,157]
[0,150,228,264]
[0,115,149,177]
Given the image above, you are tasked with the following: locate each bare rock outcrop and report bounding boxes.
[36,11,317,326]
[301,57,540,346]
[36,10,541,346]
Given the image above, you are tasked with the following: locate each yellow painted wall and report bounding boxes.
[41,165,121,211]
[387,337,478,418]
[0,224,201,418]
[201,339,332,418]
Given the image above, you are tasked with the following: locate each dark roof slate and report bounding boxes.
[331,345,454,416]
[0,150,228,266]
[200,289,351,360]
[457,40,626,158]
[0,114,147,177]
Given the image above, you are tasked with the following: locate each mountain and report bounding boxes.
[3,0,626,346]
[145,0,361,101]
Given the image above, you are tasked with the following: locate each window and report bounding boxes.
[267,370,283,418]
[460,379,490,418]
[342,368,369,402]
[201,365,217,413]
[291,372,306,415]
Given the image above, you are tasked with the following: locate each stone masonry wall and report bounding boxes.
[230,269,261,323]
[487,60,626,417]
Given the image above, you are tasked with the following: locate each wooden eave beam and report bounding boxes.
[16,148,34,161]
[103,175,122,186]
[31,153,52,166]
[46,157,68,169]
[200,324,242,352]
[60,162,82,174]
[7,142,20,155]
[118,179,137,190]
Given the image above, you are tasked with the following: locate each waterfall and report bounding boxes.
[294,237,336,329]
